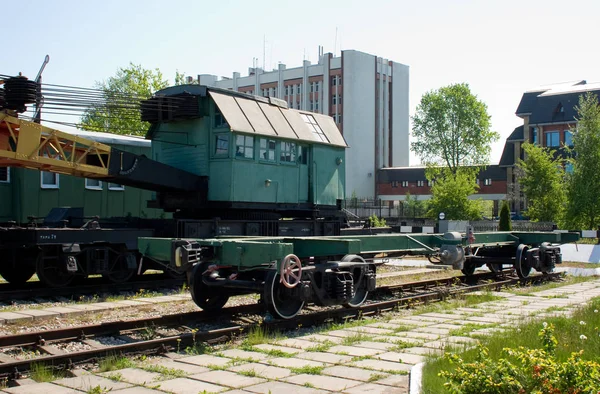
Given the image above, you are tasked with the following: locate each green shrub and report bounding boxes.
[368,214,386,228]
[499,200,512,231]
[439,323,600,393]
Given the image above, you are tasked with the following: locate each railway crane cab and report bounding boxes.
[141,85,348,238]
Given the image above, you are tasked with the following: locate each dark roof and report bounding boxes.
[528,90,600,124]
[498,142,515,167]
[516,91,545,115]
[507,125,524,142]
[378,165,506,182]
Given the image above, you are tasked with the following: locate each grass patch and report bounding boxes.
[98,355,135,372]
[389,340,420,351]
[237,368,260,378]
[303,382,315,388]
[30,362,67,382]
[341,332,373,346]
[411,291,504,315]
[140,364,187,379]
[368,373,387,382]
[239,326,283,349]
[105,372,122,382]
[422,296,600,393]
[290,365,324,375]
[86,385,110,394]
[448,323,497,337]
[305,340,335,352]
[251,348,295,358]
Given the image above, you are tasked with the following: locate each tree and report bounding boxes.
[564,92,600,229]
[80,63,169,136]
[499,200,512,231]
[402,192,428,218]
[411,83,499,173]
[517,143,566,222]
[425,169,482,220]
[174,70,198,85]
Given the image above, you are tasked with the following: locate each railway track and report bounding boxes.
[0,270,563,380]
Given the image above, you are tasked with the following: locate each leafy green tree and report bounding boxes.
[174,70,197,85]
[564,92,600,229]
[411,83,499,173]
[80,63,169,136]
[517,143,565,222]
[425,169,482,220]
[402,192,428,218]
[499,200,512,231]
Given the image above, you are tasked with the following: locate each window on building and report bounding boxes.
[315,83,319,92]
[315,101,319,112]
[564,130,573,147]
[285,86,289,96]
[280,142,296,163]
[565,163,574,174]
[109,183,125,191]
[331,76,337,86]
[391,181,398,188]
[0,167,9,183]
[332,94,342,106]
[215,134,229,156]
[300,113,329,143]
[85,179,102,190]
[298,146,309,165]
[417,180,424,187]
[214,106,228,129]
[484,179,492,186]
[532,127,538,145]
[309,99,314,111]
[546,131,560,147]
[41,171,59,189]
[235,134,254,159]
[401,181,408,187]
[310,84,314,93]
[260,138,276,161]
[297,85,301,94]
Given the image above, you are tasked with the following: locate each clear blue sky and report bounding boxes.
[2,0,599,165]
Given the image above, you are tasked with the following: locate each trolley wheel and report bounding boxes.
[515,244,532,279]
[487,263,501,273]
[0,254,37,285]
[461,262,476,276]
[102,253,136,284]
[189,263,229,312]
[35,250,76,287]
[264,270,304,320]
[341,254,371,308]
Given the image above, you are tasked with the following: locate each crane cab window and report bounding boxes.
[214,106,229,129]
[260,138,276,162]
[235,135,254,159]
[214,134,229,157]
[280,142,296,163]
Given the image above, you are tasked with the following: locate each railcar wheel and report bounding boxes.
[35,250,76,287]
[515,244,532,279]
[264,270,304,319]
[189,263,229,312]
[487,263,501,273]
[341,254,371,308]
[0,249,38,284]
[461,262,476,276]
[103,253,136,284]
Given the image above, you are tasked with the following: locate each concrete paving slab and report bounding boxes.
[371,335,423,345]
[190,370,266,388]
[324,329,363,338]
[276,338,320,349]
[150,359,210,375]
[350,359,412,373]
[177,354,233,368]
[112,300,152,307]
[322,365,389,382]
[2,382,83,394]
[366,322,409,330]
[284,373,363,391]
[397,346,443,356]
[463,316,505,323]
[0,311,33,323]
[295,351,353,364]
[354,341,398,351]
[374,374,410,388]
[407,315,454,323]
[419,312,464,320]
[218,349,269,361]
[253,343,303,355]
[14,309,59,320]
[42,307,86,316]
[103,388,164,394]
[262,357,327,369]
[300,334,344,344]
[388,318,433,326]
[413,327,452,335]
[243,381,328,393]
[64,304,108,312]
[341,382,407,393]
[345,326,394,335]
[53,375,132,391]
[228,362,292,379]
[394,331,439,340]
[327,345,382,357]
[98,368,161,385]
[376,352,426,364]
[152,377,226,394]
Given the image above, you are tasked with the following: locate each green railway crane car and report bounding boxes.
[138,230,580,320]
[142,85,347,237]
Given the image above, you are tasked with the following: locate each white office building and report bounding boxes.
[197,49,409,198]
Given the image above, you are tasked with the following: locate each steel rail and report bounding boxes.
[0,271,563,379]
